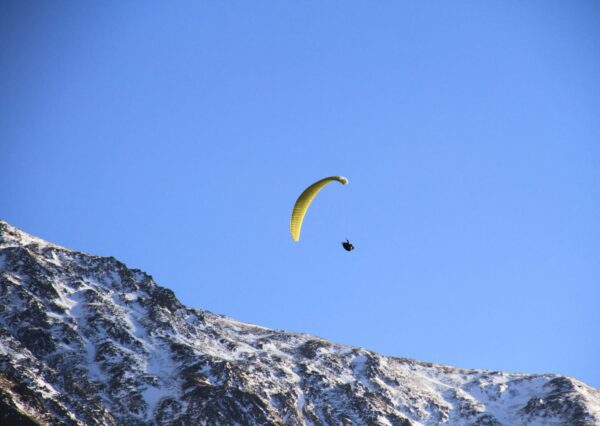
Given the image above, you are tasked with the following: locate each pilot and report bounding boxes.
[341,239,355,252]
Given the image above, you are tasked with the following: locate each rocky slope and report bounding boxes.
[0,220,598,425]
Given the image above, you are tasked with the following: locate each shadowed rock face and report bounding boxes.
[0,220,598,425]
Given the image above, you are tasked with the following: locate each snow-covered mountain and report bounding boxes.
[0,220,598,425]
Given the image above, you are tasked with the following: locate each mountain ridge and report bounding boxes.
[0,220,598,425]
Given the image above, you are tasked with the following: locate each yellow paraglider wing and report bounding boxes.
[290,176,349,242]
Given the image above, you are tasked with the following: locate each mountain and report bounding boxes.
[0,220,598,425]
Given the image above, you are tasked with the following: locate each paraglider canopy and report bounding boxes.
[290,176,348,242]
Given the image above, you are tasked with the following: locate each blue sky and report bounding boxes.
[2,1,599,387]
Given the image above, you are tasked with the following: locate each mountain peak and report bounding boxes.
[0,220,67,252]
[1,220,598,425]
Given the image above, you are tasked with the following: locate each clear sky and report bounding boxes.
[2,1,599,388]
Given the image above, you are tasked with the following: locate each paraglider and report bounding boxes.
[341,239,354,251]
[290,176,354,251]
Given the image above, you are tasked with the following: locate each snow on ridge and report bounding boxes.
[1,219,599,425]
[0,220,70,251]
